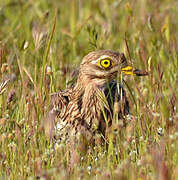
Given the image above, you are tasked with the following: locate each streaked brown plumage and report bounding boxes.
[45,50,148,143]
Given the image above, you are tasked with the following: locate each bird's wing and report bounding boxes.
[44,89,72,139]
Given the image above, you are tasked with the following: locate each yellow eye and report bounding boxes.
[99,59,112,69]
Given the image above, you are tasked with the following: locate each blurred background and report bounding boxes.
[0,0,177,179]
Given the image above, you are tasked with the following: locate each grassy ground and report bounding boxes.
[0,0,177,179]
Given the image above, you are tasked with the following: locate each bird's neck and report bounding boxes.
[73,75,105,132]
[74,75,96,98]
[74,74,106,97]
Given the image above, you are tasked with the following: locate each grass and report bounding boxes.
[0,0,177,179]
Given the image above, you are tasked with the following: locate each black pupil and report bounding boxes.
[104,61,108,64]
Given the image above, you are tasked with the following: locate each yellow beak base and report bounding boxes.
[121,65,148,76]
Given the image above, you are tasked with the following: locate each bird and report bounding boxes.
[44,50,148,144]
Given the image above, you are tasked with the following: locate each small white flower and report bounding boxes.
[44,149,54,156]
[23,41,29,50]
[129,150,137,156]
[152,112,160,117]
[174,106,176,111]
[8,142,16,148]
[152,104,155,110]
[175,132,178,137]
[169,135,174,139]
[137,159,141,166]
[157,127,164,136]
[169,117,173,122]
[46,66,53,75]
[131,139,136,144]
[87,165,92,171]
[126,114,132,120]
[6,114,10,119]
[171,144,175,148]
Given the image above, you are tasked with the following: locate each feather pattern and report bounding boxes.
[45,50,131,143]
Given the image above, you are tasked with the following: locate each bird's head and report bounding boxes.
[78,50,148,87]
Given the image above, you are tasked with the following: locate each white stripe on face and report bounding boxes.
[91,55,113,65]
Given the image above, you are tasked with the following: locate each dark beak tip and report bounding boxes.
[134,69,149,76]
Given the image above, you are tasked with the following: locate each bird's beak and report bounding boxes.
[121,65,148,76]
